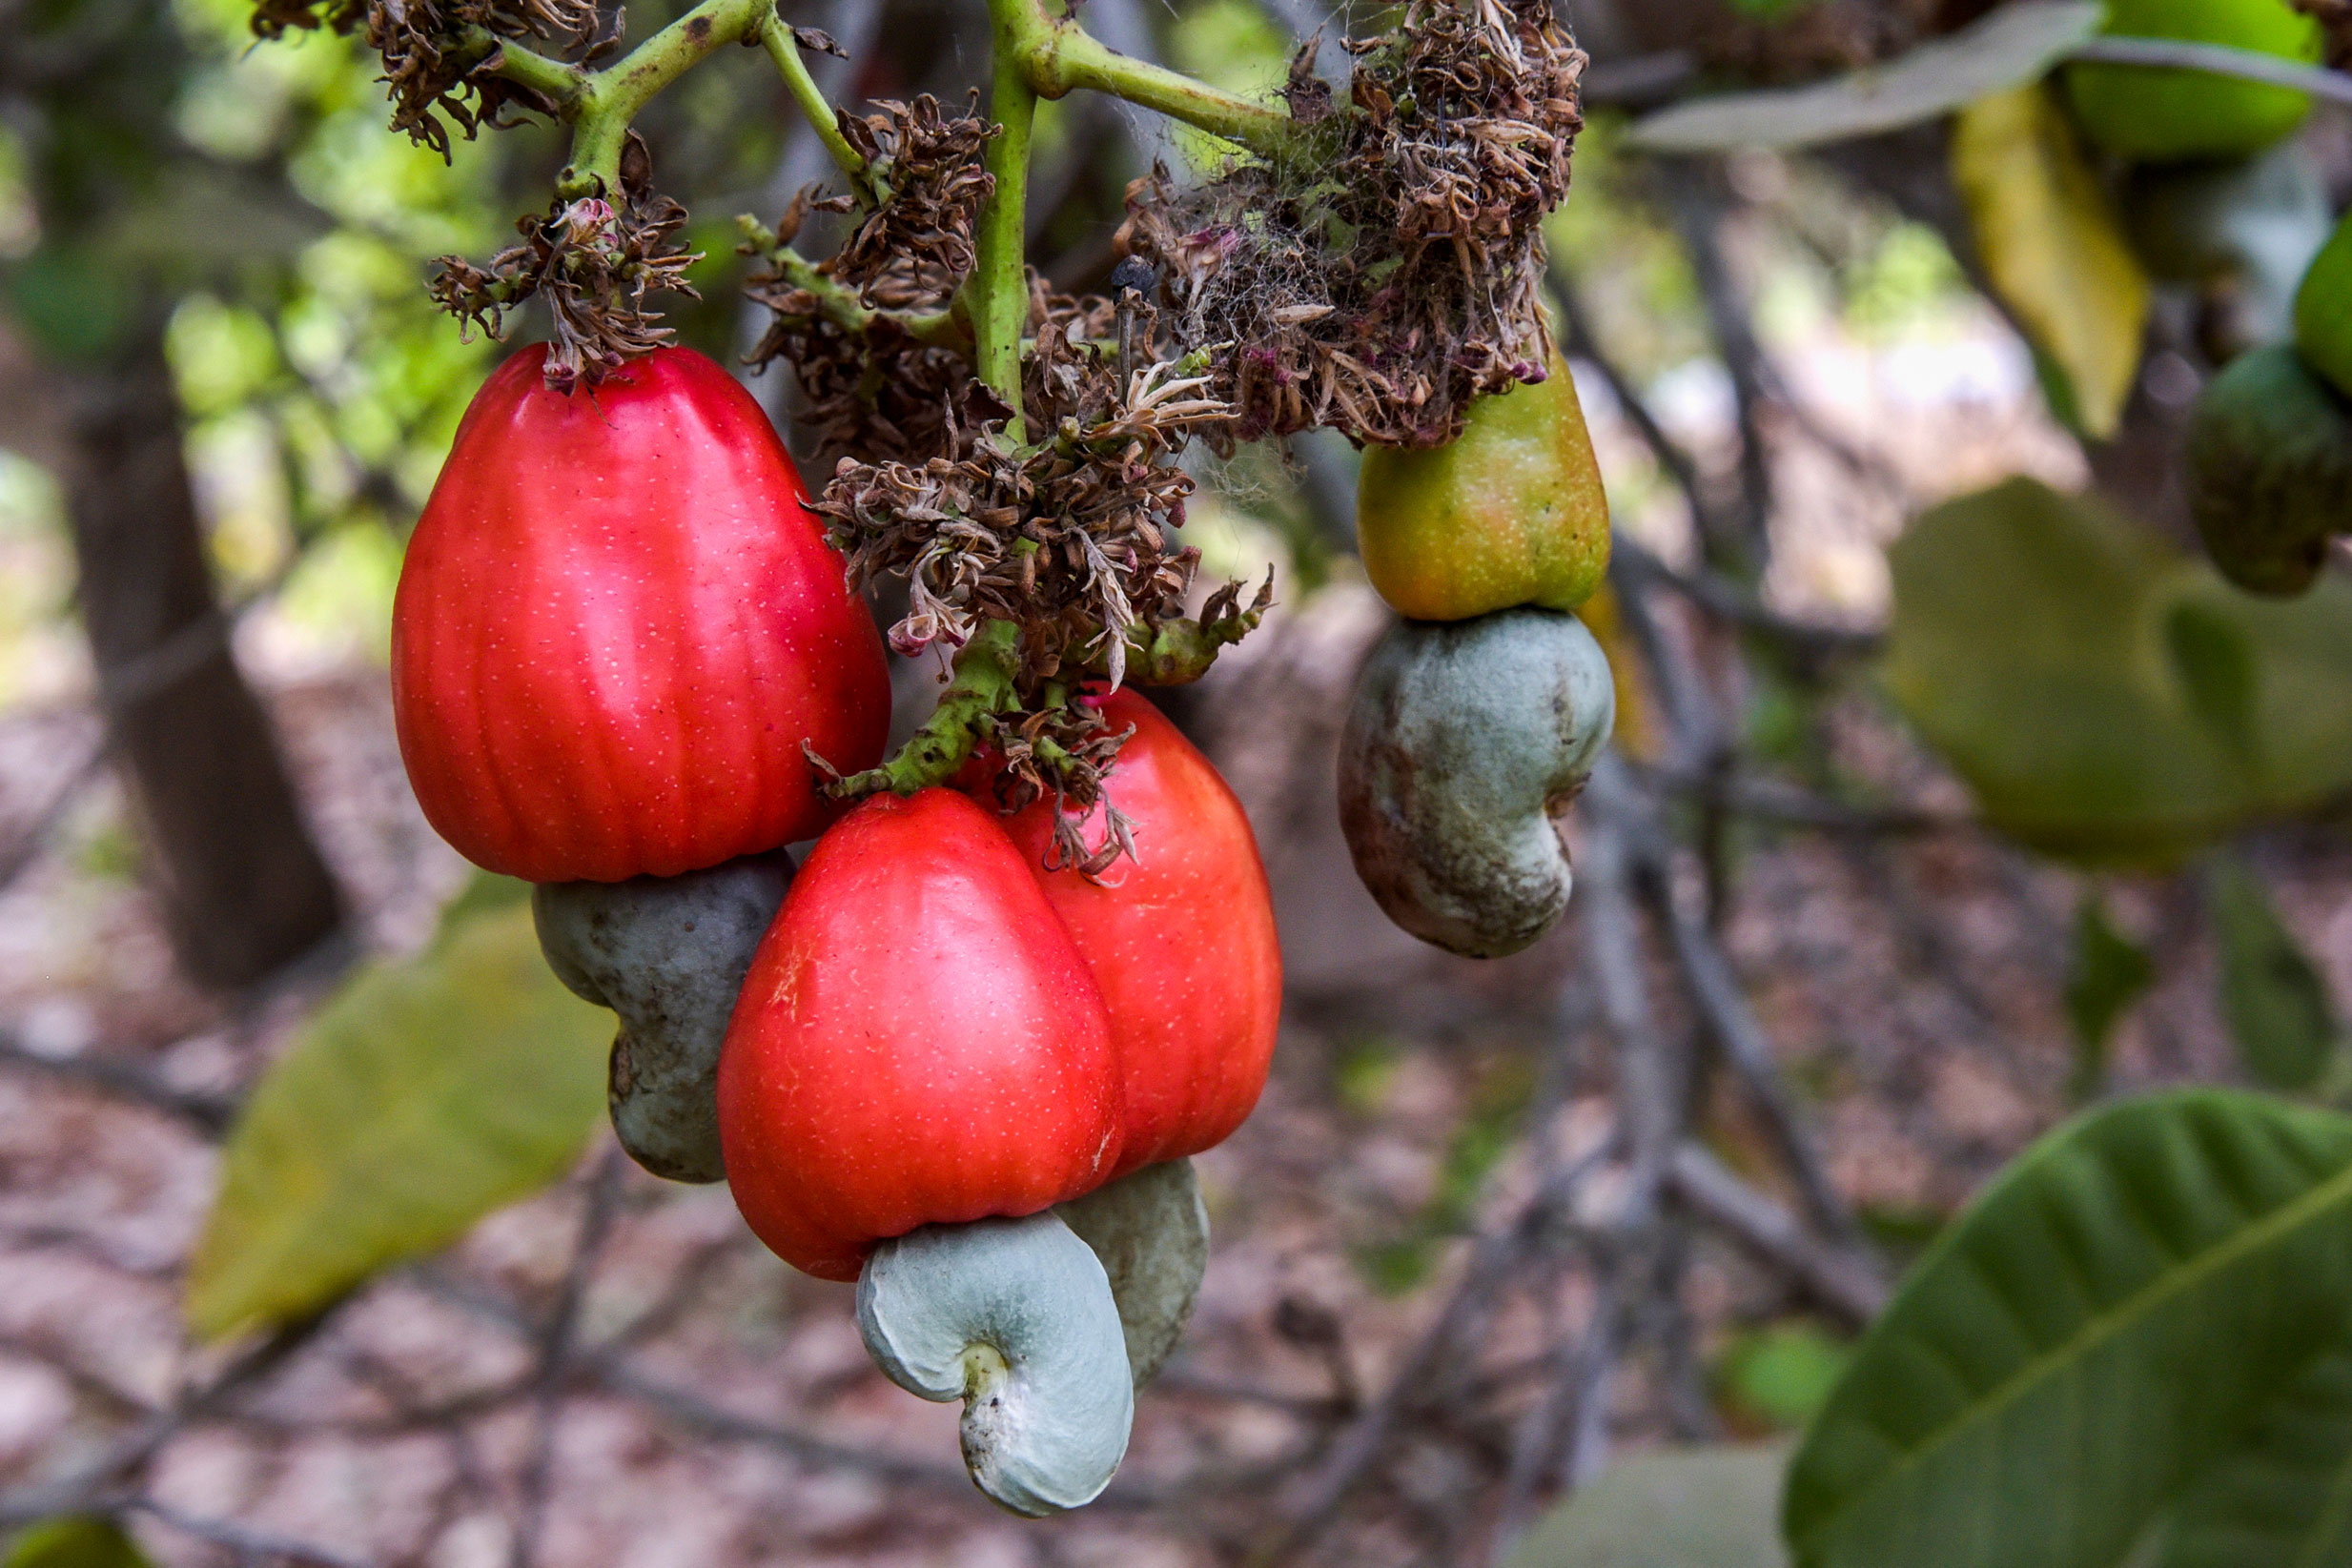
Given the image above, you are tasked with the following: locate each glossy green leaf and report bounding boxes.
[1505,1443,1791,1568]
[1882,479,2352,865]
[2,1518,152,1568]
[1784,1089,2352,1568]
[1626,1,2103,153]
[2210,858,2340,1090]
[187,903,610,1340]
[2064,893,2155,1104]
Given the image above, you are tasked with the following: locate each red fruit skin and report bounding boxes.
[390,344,890,884]
[997,691,1282,1177]
[716,789,1124,1281]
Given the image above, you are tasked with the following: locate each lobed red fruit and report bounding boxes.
[996,690,1281,1176]
[717,788,1124,1282]
[391,344,890,884]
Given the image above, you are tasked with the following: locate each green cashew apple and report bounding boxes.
[2187,343,2352,595]
[1356,354,1611,623]
[2064,0,2321,164]
[533,851,792,1183]
[1338,606,1615,958]
[2295,204,2352,397]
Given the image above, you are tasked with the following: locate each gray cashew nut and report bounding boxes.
[1339,606,1615,958]
[532,851,791,1183]
[858,1212,1135,1516]
[1056,1157,1210,1389]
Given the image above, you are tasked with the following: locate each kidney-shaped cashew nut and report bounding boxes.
[533,851,792,1183]
[1339,606,1615,958]
[858,1211,1135,1516]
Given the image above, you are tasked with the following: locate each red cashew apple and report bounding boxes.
[994,690,1281,1176]
[391,344,890,884]
[717,788,1124,1281]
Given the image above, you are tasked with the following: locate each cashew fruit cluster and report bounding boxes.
[393,367,1280,1513]
[2185,204,2352,596]
[1340,355,1617,958]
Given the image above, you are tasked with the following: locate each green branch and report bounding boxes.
[757,13,876,201]
[822,621,1023,797]
[465,28,589,105]
[737,217,969,347]
[970,0,1041,436]
[993,0,1299,159]
[559,0,771,196]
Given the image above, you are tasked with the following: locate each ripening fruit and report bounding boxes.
[2187,343,2352,595]
[2064,0,2321,165]
[2296,206,2352,398]
[717,789,1123,1282]
[1355,354,1610,622]
[994,690,1281,1177]
[391,345,890,884]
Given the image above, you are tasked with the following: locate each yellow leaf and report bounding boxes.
[1952,84,2150,438]
[186,904,610,1340]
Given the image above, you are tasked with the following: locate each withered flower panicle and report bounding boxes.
[1121,0,1585,448]
[430,135,701,392]
[829,94,1002,307]
[251,0,596,158]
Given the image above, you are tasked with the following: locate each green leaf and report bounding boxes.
[2064,893,2155,1104]
[1951,84,2149,438]
[435,869,535,943]
[1625,1,2104,153]
[1783,1089,2352,1568]
[1882,479,2352,865]
[2159,1343,2352,1566]
[2210,857,2340,1091]
[2,1518,153,1568]
[1504,1443,1791,1568]
[186,903,610,1340]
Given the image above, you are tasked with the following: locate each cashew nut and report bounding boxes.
[857,1211,1134,1516]
[1339,606,1615,957]
[533,851,791,1183]
[1056,1157,1210,1389]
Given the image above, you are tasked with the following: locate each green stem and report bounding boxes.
[464,28,589,105]
[560,0,770,196]
[971,0,1040,436]
[994,0,1298,159]
[824,621,1024,797]
[757,13,875,201]
[737,217,969,347]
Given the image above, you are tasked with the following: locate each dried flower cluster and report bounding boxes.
[431,135,700,392]
[743,95,1001,466]
[829,94,1002,307]
[250,0,595,159]
[813,353,1229,690]
[1121,0,1585,447]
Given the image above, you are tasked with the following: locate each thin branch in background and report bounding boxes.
[0,1310,339,1532]
[1666,1143,1885,1329]
[1641,850,1857,1242]
[508,1148,628,1568]
[126,1497,374,1568]
[0,1030,236,1133]
[1612,533,1884,663]
[1663,173,1774,577]
[1550,266,1720,551]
